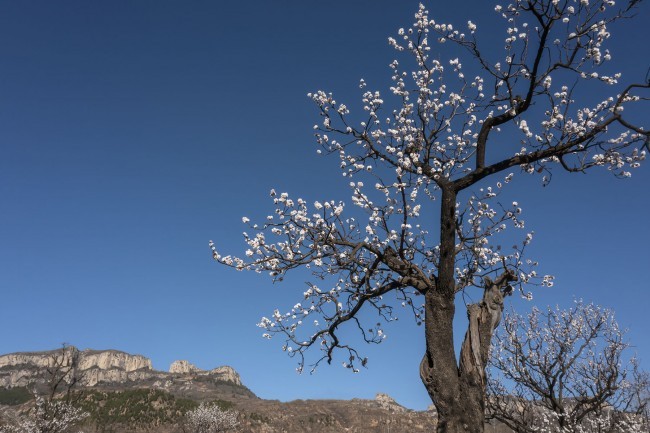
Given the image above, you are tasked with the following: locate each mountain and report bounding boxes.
[0,346,249,402]
[0,347,446,433]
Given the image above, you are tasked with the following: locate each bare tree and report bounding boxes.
[487,301,649,432]
[42,345,82,405]
[631,368,650,427]
[211,1,648,432]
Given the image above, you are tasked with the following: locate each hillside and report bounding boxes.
[0,347,451,433]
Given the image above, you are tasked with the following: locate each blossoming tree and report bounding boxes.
[0,346,87,433]
[183,403,239,433]
[0,397,88,433]
[487,301,650,432]
[211,1,648,431]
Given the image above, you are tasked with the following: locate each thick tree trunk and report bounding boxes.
[420,187,514,433]
[421,290,484,433]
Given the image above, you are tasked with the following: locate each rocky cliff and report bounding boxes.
[0,347,243,390]
[168,360,199,374]
[168,361,241,385]
[79,350,152,372]
[374,392,408,413]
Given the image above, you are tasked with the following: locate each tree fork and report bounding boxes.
[421,187,519,433]
[420,187,486,433]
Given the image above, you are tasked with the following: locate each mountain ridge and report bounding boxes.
[0,346,243,391]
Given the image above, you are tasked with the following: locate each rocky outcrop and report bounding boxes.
[208,366,241,385]
[167,361,242,386]
[0,348,243,390]
[0,349,72,370]
[169,360,200,374]
[375,393,407,413]
[375,392,396,404]
[0,348,154,388]
[79,350,152,372]
[0,348,151,374]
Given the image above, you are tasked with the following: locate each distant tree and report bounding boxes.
[183,403,239,433]
[0,397,87,433]
[42,345,82,404]
[211,1,648,432]
[0,345,88,433]
[487,301,650,432]
[634,369,650,427]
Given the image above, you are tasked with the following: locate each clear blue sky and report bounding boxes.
[0,1,648,411]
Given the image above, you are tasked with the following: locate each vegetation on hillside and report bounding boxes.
[0,388,32,407]
[71,389,234,432]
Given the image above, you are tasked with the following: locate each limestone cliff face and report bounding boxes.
[0,348,154,388]
[0,348,151,373]
[167,361,242,386]
[79,350,152,372]
[0,347,242,389]
[169,360,200,374]
[0,350,70,370]
[208,366,241,385]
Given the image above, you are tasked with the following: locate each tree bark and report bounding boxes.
[420,187,514,433]
[421,290,479,433]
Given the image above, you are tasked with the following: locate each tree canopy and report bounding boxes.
[212,1,648,431]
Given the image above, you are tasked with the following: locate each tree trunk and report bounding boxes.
[420,187,512,433]
[421,290,486,433]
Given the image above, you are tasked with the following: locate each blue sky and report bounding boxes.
[0,1,648,411]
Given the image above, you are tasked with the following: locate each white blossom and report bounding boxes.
[184,403,239,433]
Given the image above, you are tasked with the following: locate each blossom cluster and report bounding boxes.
[184,403,239,433]
[488,300,648,432]
[211,169,546,371]
[212,0,647,373]
[0,397,88,433]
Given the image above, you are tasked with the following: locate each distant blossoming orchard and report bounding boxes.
[211,1,648,432]
[183,403,239,433]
